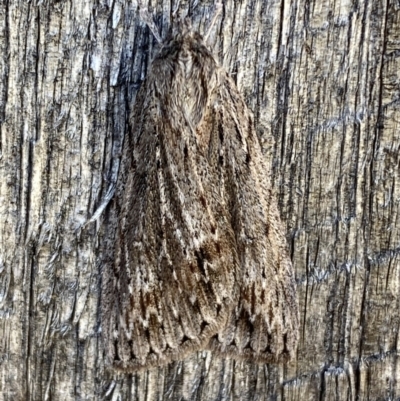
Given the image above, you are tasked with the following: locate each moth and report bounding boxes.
[102,4,299,372]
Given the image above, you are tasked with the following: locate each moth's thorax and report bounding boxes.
[151,32,219,126]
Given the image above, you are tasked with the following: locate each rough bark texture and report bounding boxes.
[0,0,399,400]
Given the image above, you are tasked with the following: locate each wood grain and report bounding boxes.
[0,0,399,399]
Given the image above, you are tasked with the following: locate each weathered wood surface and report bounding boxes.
[0,0,399,399]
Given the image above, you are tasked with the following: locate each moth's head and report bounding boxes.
[172,16,194,37]
[140,2,221,49]
[163,17,205,47]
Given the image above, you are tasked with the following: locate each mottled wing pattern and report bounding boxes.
[104,33,240,371]
[207,73,299,361]
[103,24,298,371]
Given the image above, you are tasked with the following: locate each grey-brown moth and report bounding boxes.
[102,4,299,372]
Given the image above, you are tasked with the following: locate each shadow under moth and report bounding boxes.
[102,4,299,372]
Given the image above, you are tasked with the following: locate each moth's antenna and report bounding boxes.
[172,0,181,17]
[204,2,222,42]
[139,3,163,44]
